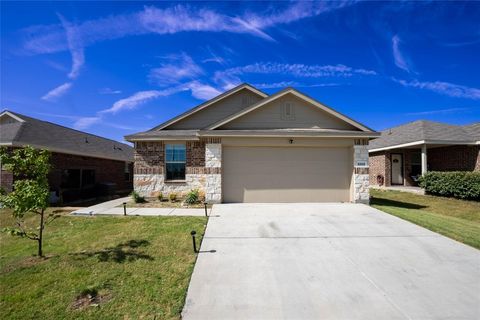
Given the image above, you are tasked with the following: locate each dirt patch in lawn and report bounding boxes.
[71,289,112,310]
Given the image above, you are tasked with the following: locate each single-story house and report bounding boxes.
[125,84,380,204]
[369,120,480,187]
[0,110,134,202]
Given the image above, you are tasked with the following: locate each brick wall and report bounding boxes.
[0,169,13,193]
[428,145,479,171]
[1,149,132,196]
[369,151,389,186]
[134,141,164,174]
[49,152,132,192]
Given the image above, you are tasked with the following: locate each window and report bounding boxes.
[411,152,422,176]
[61,169,81,188]
[282,101,295,120]
[61,169,95,189]
[124,162,131,181]
[165,144,186,180]
[81,169,95,187]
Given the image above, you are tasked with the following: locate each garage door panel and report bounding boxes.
[223,146,352,203]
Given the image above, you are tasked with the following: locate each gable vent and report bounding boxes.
[241,94,254,107]
[281,101,295,120]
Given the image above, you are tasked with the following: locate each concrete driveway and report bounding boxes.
[182,203,480,320]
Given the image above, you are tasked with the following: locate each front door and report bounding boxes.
[391,153,403,185]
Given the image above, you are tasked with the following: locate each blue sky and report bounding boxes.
[1,1,479,142]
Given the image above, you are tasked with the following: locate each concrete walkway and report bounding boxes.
[70,196,205,216]
[182,203,480,320]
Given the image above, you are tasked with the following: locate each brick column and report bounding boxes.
[205,140,222,203]
[353,139,370,204]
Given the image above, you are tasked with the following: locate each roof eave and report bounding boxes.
[8,141,133,162]
[368,139,478,152]
[199,130,380,139]
[125,136,200,142]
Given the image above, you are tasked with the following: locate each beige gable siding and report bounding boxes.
[167,89,264,130]
[219,93,358,130]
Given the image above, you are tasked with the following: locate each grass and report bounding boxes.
[0,208,206,319]
[370,189,480,249]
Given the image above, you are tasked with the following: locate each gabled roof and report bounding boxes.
[368,120,480,152]
[206,87,374,132]
[1,110,134,162]
[151,83,268,131]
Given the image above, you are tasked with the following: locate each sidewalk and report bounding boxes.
[71,197,206,216]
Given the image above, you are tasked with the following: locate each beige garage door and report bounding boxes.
[222,146,352,203]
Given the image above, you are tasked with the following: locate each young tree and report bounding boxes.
[0,146,57,257]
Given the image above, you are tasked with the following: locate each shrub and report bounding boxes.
[169,193,177,202]
[184,189,199,205]
[131,191,145,203]
[157,193,163,201]
[418,171,480,200]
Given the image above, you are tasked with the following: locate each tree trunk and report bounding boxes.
[38,208,44,257]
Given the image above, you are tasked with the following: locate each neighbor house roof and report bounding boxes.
[126,84,379,141]
[0,110,134,162]
[368,120,480,152]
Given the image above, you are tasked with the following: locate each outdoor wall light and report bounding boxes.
[289,139,294,144]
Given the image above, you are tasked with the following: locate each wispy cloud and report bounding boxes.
[34,112,141,131]
[393,78,480,100]
[101,81,221,115]
[216,62,376,78]
[73,116,101,130]
[404,107,470,116]
[202,46,227,65]
[100,89,176,114]
[41,82,73,101]
[149,53,203,86]
[440,39,480,47]
[253,81,342,89]
[99,87,122,95]
[243,1,354,29]
[22,3,355,57]
[214,62,376,88]
[184,81,221,100]
[58,14,84,80]
[392,35,413,73]
[71,80,221,130]
[40,15,84,101]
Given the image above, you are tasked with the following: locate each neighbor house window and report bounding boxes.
[124,162,131,181]
[61,169,81,188]
[81,169,95,187]
[165,144,186,180]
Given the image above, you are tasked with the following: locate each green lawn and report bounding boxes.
[370,189,480,249]
[0,209,206,319]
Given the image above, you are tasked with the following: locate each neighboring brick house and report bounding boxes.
[369,120,480,187]
[0,110,134,203]
[126,84,380,204]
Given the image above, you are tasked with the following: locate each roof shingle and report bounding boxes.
[1,111,133,162]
